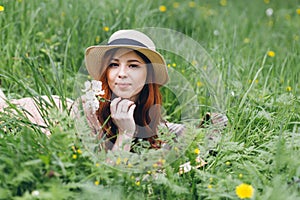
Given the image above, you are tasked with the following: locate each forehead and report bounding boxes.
[112,48,143,61]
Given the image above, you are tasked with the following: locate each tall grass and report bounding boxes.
[0,0,299,199]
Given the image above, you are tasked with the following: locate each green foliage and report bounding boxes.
[0,0,300,199]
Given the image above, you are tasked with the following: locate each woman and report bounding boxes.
[83,30,185,152]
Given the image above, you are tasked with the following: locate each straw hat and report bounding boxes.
[85,30,169,85]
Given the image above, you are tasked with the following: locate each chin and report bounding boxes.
[113,91,139,101]
[116,93,133,99]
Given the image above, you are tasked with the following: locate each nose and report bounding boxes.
[117,64,127,78]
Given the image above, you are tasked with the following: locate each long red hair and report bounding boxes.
[95,48,163,150]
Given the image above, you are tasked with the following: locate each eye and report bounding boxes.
[108,62,119,68]
[128,64,139,68]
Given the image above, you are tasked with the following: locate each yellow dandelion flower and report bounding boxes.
[172,63,176,67]
[268,20,273,27]
[77,149,82,154]
[153,163,158,168]
[225,161,231,166]
[116,157,121,165]
[189,2,196,8]
[127,163,133,168]
[267,50,275,57]
[208,184,212,189]
[94,180,100,185]
[191,60,198,66]
[286,86,292,92]
[296,8,300,15]
[147,170,151,174]
[194,148,200,155]
[72,154,77,159]
[173,2,179,8]
[239,173,243,178]
[95,35,100,43]
[235,183,254,199]
[95,163,100,167]
[103,26,110,32]
[255,79,259,84]
[243,38,250,44]
[264,0,270,4]
[158,158,166,165]
[197,81,203,87]
[0,6,4,12]
[167,64,171,68]
[220,0,227,6]
[135,181,140,186]
[159,5,167,12]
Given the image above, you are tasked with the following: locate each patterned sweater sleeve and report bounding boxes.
[159,121,186,150]
[165,121,186,138]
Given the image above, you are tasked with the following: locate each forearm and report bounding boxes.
[111,131,134,151]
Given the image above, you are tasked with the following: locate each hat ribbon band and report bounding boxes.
[108,38,148,48]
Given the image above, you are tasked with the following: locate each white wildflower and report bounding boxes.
[213,30,219,36]
[266,8,273,17]
[31,190,40,196]
[82,80,105,114]
[82,81,92,92]
[91,80,105,95]
[85,90,96,100]
[85,96,99,114]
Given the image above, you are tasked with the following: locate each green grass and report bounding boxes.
[0,0,300,199]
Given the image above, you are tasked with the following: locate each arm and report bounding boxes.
[110,97,136,152]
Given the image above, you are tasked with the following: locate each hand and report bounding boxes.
[110,97,136,135]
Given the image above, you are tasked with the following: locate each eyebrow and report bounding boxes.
[111,58,142,63]
[128,59,142,63]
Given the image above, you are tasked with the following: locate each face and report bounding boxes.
[106,48,147,101]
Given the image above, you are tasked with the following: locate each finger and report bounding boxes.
[128,104,136,118]
[110,97,121,116]
[119,100,129,113]
[117,99,134,113]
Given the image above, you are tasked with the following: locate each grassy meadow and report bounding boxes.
[0,0,300,199]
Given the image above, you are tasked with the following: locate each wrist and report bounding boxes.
[118,127,136,137]
[113,131,134,152]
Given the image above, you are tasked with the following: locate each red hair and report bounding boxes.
[95,48,163,151]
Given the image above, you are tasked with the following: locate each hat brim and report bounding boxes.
[85,45,169,85]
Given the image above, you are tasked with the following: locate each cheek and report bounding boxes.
[140,69,147,84]
[107,70,115,88]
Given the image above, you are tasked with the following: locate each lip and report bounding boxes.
[116,82,131,88]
